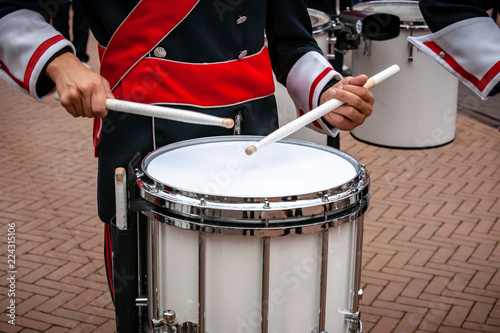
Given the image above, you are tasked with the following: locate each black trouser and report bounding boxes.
[105,213,150,333]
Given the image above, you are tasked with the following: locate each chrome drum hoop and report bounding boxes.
[137,136,370,232]
[142,193,369,236]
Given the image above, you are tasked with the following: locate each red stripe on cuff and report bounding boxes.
[423,41,500,92]
[309,67,333,110]
[24,35,66,93]
[0,61,26,89]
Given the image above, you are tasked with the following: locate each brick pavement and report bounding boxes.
[0,44,499,333]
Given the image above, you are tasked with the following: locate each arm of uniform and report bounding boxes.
[285,51,342,136]
[0,9,75,101]
[408,17,500,101]
[265,0,342,136]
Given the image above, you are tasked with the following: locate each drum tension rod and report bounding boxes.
[150,310,200,333]
[344,310,362,333]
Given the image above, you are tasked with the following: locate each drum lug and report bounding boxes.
[358,288,364,300]
[151,183,159,193]
[150,310,200,332]
[344,310,363,333]
[150,317,167,330]
[263,198,270,209]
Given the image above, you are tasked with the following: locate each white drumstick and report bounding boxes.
[105,99,234,129]
[114,167,128,230]
[245,65,400,155]
[54,93,234,129]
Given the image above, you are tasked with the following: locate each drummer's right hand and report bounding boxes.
[45,52,114,118]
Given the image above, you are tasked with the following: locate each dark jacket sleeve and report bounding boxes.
[265,0,324,85]
[419,0,497,32]
[0,0,52,19]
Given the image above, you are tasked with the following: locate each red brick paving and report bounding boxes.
[0,39,499,333]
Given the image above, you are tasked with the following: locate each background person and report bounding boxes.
[409,0,500,100]
[51,0,89,64]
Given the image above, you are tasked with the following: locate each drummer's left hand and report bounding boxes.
[319,75,374,131]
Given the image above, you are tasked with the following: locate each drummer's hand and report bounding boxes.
[320,75,374,131]
[45,52,113,118]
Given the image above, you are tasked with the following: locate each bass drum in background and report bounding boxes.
[350,1,458,149]
[275,8,334,145]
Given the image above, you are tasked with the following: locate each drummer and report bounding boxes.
[0,1,374,331]
[409,0,500,100]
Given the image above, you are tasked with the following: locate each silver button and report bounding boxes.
[238,50,248,60]
[236,16,247,24]
[439,51,445,59]
[154,47,167,58]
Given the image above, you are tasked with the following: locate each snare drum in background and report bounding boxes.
[350,1,459,148]
[275,9,334,144]
[137,136,369,333]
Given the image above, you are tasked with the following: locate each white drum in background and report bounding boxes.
[137,136,369,333]
[350,1,459,148]
[275,8,333,144]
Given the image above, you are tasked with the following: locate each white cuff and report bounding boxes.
[0,9,75,101]
[408,17,500,101]
[286,51,342,136]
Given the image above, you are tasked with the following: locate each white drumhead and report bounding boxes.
[145,139,357,197]
[353,1,423,23]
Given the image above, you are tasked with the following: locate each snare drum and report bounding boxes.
[350,1,459,148]
[137,136,369,333]
[275,9,334,144]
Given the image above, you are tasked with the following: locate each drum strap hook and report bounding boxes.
[127,152,158,213]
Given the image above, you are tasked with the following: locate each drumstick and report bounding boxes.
[245,64,400,155]
[105,99,234,128]
[54,94,234,129]
[114,167,128,230]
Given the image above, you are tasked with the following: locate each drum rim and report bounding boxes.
[308,8,332,34]
[137,136,370,228]
[352,0,428,27]
[142,197,369,236]
[141,135,362,200]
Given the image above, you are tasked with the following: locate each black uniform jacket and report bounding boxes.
[0,0,336,223]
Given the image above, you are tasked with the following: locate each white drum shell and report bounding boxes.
[350,1,459,148]
[152,220,357,333]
